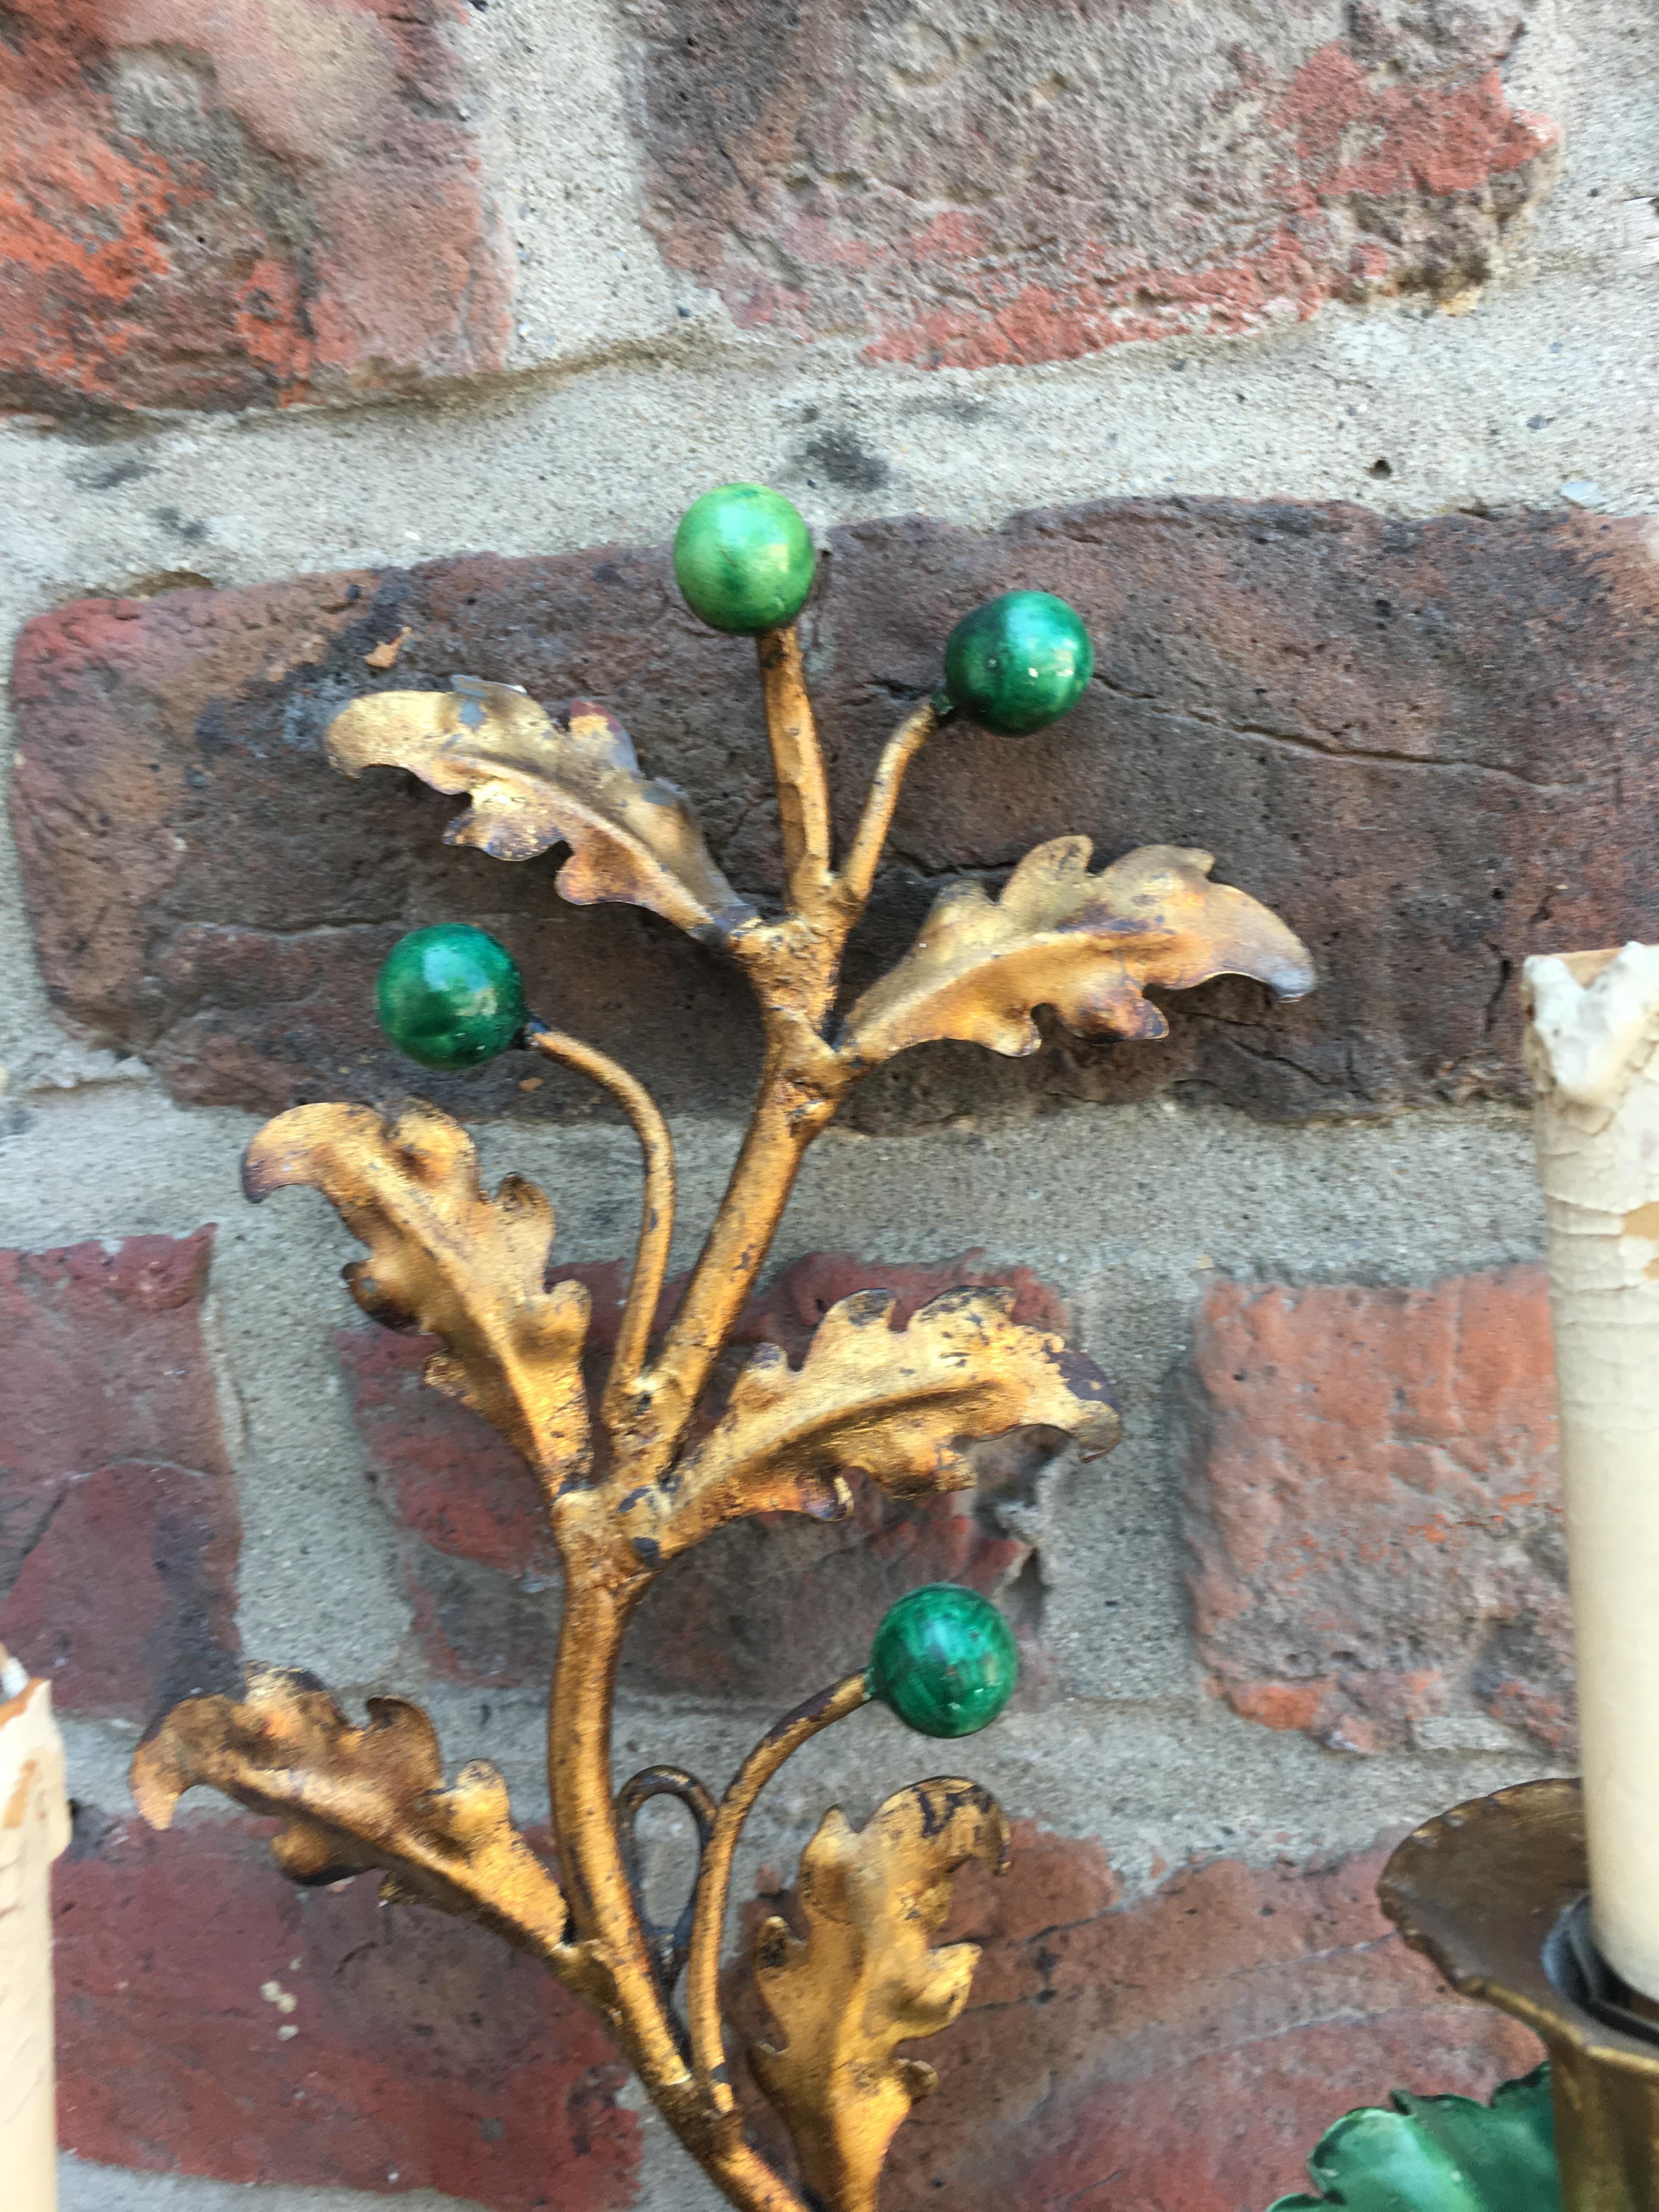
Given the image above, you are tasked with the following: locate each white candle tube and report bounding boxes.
[1526,943,1659,2000]
[0,1647,70,2212]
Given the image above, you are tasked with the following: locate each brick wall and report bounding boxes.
[3,4,1655,2209]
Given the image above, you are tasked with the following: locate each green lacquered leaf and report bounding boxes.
[1267,2067,1559,2212]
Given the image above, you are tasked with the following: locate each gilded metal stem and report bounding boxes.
[644,1036,841,1462]
[757,626,834,920]
[689,1673,872,2115]
[836,700,938,922]
[643,688,937,1451]
[524,1019,676,1436]
[545,1576,697,2097]
[544,1562,813,2212]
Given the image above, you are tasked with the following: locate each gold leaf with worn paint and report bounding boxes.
[839,839,1315,1067]
[132,1665,573,1965]
[328,678,755,943]
[244,1099,590,1487]
[751,1779,1010,2212]
[636,1287,1118,1561]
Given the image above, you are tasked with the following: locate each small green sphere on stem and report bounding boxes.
[376,924,527,1070]
[673,484,816,635]
[869,1584,1019,1739]
[941,590,1094,735]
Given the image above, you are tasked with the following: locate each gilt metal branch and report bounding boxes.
[132,485,1314,2212]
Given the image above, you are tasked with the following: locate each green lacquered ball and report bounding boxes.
[941,590,1094,735]
[376,925,527,1070]
[673,484,816,634]
[869,1584,1018,1739]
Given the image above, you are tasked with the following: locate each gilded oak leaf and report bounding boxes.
[244,1100,590,1488]
[839,839,1316,1067]
[633,1287,1119,1562]
[751,1779,1010,2212]
[328,678,756,944]
[131,1665,575,1967]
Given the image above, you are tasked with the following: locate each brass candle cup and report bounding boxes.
[1381,1779,1659,2212]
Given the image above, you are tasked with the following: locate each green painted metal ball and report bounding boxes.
[376,924,527,1070]
[941,590,1094,735]
[869,1584,1019,1739]
[673,484,816,634]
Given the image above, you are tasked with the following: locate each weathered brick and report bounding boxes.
[55,1809,636,2209]
[0,1231,239,1719]
[346,1250,1057,1702]
[14,502,1659,1124]
[725,1822,1541,2211]
[0,1,510,419]
[1183,1267,1571,1754]
[627,0,1558,368]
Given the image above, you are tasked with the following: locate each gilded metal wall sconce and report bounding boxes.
[128,486,1314,2212]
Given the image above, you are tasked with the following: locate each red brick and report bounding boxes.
[345,1250,1059,1702]
[0,1231,239,1718]
[0,1,510,419]
[633,3,1558,368]
[727,1823,1541,2211]
[55,1810,636,2208]
[15,503,1659,1127]
[1184,1267,1571,1754]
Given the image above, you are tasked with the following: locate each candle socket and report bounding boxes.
[1380,1779,1659,2212]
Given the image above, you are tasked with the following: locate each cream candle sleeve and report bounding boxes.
[0,1649,70,2212]
[1526,943,1659,2001]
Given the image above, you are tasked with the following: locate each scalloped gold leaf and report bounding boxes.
[244,1099,590,1487]
[328,678,756,943]
[839,839,1315,1067]
[751,1779,1010,2212]
[131,1665,574,1966]
[628,1286,1119,1565]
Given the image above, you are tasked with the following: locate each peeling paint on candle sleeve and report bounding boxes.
[1526,944,1659,1108]
[1524,944,1659,2002]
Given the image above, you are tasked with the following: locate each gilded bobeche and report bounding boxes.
[132,488,1313,2212]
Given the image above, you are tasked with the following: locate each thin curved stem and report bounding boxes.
[616,1764,718,1992]
[834,699,939,923]
[756,626,833,919]
[525,1020,675,1438]
[686,1671,872,2115]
